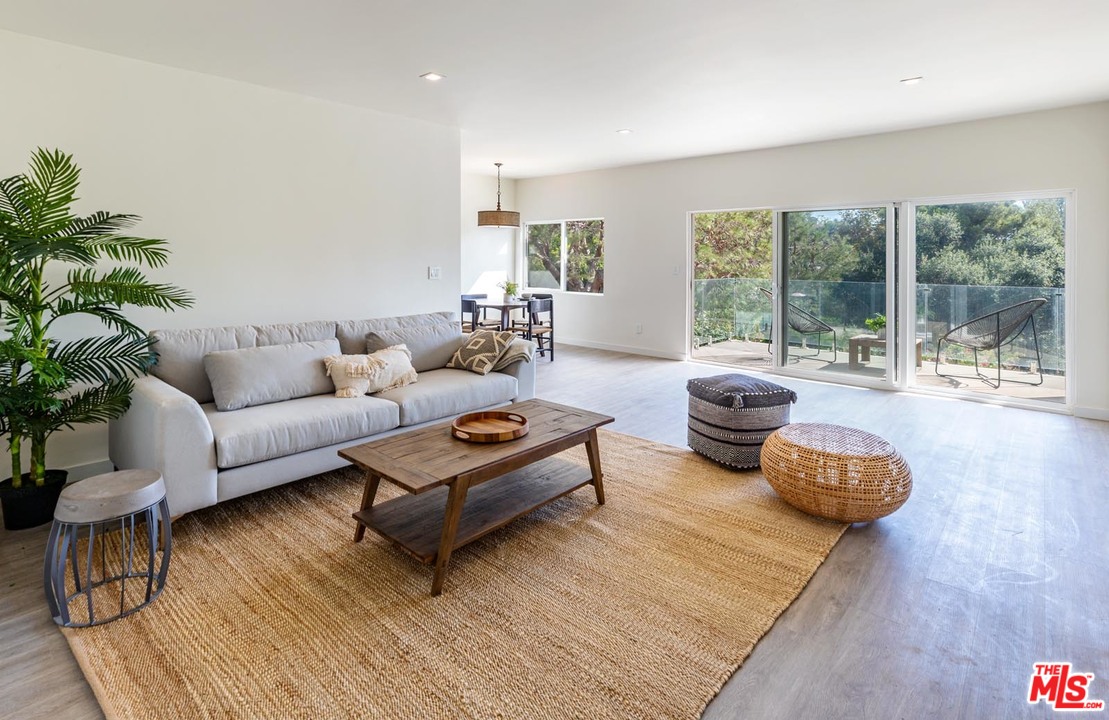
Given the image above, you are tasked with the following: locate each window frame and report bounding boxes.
[522,217,605,296]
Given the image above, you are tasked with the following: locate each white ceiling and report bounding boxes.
[2,1,1108,178]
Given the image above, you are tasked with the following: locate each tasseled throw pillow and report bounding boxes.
[324,344,418,397]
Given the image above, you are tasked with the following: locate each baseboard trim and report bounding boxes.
[62,459,115,483]
[1073,406,1109,422]
[555,338,686,361]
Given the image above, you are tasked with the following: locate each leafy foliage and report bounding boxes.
[526,219,604,293]
[0,148,193,487]
[693,211,772,280]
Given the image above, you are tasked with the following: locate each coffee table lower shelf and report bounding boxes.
[352,456,593,564]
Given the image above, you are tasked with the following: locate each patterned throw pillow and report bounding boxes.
[324,344,418,397]
[447,330,517,375]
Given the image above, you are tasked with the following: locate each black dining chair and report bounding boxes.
[460,294,489,333]
[514,297,554,360]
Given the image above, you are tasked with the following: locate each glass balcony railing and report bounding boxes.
[693,278,1065,375]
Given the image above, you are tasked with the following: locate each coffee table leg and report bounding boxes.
[353,472,381,543]
[431,477,471,596]
[585,429,606,505]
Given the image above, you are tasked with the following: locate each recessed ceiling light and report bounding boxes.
[616,129,633,135]
[899,76,923,85]
[420,72,445,81]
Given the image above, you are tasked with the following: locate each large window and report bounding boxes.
[525,219,604,294]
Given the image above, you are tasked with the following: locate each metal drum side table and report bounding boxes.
[44,469,171,627]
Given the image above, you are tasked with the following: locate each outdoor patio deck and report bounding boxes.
[693,339,1065,404]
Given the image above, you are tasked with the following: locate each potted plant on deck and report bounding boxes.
[0,148,193,529]
[864,313,887,339]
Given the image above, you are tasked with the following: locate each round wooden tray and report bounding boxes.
[451,411,529,443]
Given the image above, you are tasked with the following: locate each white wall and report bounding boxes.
[461,173,519,296]
[0,30,461,474]
[516,102,1109,417]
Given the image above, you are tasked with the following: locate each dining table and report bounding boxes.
[475,297,530,331]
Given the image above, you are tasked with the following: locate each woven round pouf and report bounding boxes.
[760,423,912,522]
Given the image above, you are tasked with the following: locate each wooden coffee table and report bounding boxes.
[339,399,615,595]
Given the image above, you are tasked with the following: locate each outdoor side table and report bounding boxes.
[44,469,171,627]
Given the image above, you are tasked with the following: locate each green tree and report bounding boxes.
[785,212,859,281]
[526,223,560,289]
[565,219,604,293]
[693,210,772,280]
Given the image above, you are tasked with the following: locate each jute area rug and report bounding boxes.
[64,429,846,720]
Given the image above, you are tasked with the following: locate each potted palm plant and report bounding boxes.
[0,148,193,529]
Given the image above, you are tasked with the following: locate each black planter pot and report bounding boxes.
[0,470,69,531]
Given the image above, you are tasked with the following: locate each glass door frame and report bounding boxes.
[769,202,899,392]
[900,189,1076,410]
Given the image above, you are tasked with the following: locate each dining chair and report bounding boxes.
[460,294,491,333]
[514,297,554,360]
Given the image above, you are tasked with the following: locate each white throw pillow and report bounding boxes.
[324,344,418,398]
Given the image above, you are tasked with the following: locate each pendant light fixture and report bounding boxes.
[477,162,520,228]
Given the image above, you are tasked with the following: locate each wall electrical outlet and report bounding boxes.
[635,323,643,334]
[427,266,442,280]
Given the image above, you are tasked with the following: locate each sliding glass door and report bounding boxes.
[910,196,1067,403]
[690,209,773,367]
[779,205,895,383]
[689,194,1068,406]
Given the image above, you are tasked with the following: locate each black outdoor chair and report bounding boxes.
[759,287,837,363]
[934,297,1047,388]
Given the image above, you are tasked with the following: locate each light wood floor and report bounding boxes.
[2,344,1106,719]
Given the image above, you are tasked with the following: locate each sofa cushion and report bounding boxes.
[336,312,454,354]
[150,325,258,403]
[204,395,400,469]
[204,338,341,411]
[366,323,465,373]
[254,320,338,347]
[374,367,517,426]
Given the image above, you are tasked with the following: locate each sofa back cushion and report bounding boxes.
[366,322,464,373]
[204,338,341,411]
[150,325,258,403]
[336,312,454,354]
[254,320,338,347]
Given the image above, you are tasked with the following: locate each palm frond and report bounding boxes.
[0,175,34,229]
[86,234,171,268]
[49,336,155,384]
[66,267,195,311]
[41,380,135,431]
[26,148,81,236]
[47,298,146,338]
[53,211,138,239]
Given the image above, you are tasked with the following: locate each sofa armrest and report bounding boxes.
[109,375,218,517]
[494,339,537,401]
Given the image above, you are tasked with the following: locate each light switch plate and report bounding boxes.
[428,266,442,280]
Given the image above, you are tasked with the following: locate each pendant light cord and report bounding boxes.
[495,162,503,211]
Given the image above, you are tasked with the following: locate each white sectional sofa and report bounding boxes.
[108,312,536,517]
